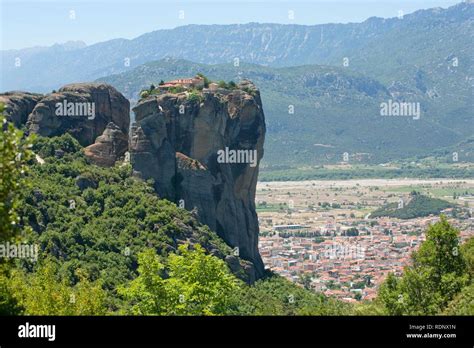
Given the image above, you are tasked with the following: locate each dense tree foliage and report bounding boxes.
[0,104,33,239]
[443,283,474,315]
[229,275,353,315]
[0,106,34,314]
[259,166,473,182]
[119,245,239,315]
[370,193,453,219]
[16,134,232,298]
[8,258,107,315]
[461,236,474,280]
[1,134,355,316]
[2,131,472,316]
[378,217,471,315]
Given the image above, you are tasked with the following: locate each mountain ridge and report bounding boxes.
[1,2,472,92]
[97,58,473,166]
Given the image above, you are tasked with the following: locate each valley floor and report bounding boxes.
[256,178,474,302]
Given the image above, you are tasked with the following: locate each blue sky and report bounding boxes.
[0,0,462,50]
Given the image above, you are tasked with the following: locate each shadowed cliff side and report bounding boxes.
[130,80,266,280]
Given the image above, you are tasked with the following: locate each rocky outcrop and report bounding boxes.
[84,122,129,167]
[0,91,43,127]
[1,83,130,149]
[130,80,266,280]
[24,83,129,146]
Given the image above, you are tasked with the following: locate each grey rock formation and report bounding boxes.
[84,122,129,167]
[130,80,266,279]
[25,83,129,146]
[0,91,43,127]
[1,83,130,150]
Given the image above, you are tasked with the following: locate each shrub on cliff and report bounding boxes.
[168,85,185,94]
[196,73,210,88]
[187,90,203,103]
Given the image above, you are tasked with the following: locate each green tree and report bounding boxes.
[168,85,185,94]
[299,273,312,290]
[412,216,467,305]
[444,283,474,315]
[119,244,238,315]
[164,244,238,315]
[378,216,469,315]
[118,248,167,315]
[0,104,33,240]
[0,264,20,314]
[196,73,210,88]
[8,259,107,315]
[187,90,202,103]
[231,275,352,316]
[0,104,34,314]
[140,90,150,99]
[461,237,474,280]
[378,273,403,315]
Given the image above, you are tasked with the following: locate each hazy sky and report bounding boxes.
[0,0,462,50]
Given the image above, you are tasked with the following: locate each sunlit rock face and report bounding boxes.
[130,80,266,280]
[26,83,130,147]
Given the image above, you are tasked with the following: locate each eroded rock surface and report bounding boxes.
[0,91,43,127]
[84,122,129,167]
[2,83,130,167]
[130,80,266,279]
[26,83,129,146]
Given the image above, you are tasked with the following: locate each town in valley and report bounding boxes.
[257,178,474,302]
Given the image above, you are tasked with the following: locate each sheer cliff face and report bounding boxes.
[130,81,266,279]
